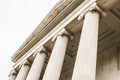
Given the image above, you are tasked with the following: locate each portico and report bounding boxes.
[9,0,120,80]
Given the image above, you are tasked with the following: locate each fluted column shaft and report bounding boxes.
[42,31,70,80]
[26,48,47,80]
[15,60,31,80]
[72,11,100,80]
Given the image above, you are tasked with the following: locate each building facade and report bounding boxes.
[9,0,120,80]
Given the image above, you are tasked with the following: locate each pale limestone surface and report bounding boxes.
[42,35,69,80]
[72,11,100,80]
[26,52,46,80]
[9,0,120,80]
[15,61,30,80]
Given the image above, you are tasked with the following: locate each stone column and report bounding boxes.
[72,10,100,80]
[9,70,17,80]
[15,60,31,80]
[26,47,47,80]
[42,29,72,80]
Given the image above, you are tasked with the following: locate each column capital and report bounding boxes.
[22,60,31,66]
[9,69,17,76]
[52,28,73,41]
[33,46,49,57]
[78,2,106,20]
[19,60,31,70]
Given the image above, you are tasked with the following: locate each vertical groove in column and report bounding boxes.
[72,11,100,80]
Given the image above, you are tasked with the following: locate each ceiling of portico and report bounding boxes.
[61,0,120,71]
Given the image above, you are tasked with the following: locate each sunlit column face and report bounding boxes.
[15,60,31,80]
[42,30,71,80]
[72,11,100,80]
[9,75,16,80]
[26,47,47,80]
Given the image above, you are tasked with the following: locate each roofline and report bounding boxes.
[11,0,81,62]
[11,0,96,62]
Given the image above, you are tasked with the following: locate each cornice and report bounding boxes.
[11,0,83,62]
[12,0,98,69]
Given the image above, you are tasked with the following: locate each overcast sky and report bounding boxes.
[0,0,59,79]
